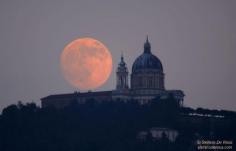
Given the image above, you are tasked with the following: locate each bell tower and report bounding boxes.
[116,54,129,90]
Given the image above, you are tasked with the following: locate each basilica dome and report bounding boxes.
[132,52,163,73]
[131,37,165,91]
[132,37,163,73]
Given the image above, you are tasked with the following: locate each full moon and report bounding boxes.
[60,38,112,90]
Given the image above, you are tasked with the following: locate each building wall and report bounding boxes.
[41,89,184,108]
[131,69,165,90]
[150,127,179,142]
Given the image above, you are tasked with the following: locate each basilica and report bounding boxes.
[41,37,184,108]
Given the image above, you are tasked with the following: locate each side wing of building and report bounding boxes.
[41,91,112,109]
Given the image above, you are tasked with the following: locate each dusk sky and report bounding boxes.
[0,0,235,111]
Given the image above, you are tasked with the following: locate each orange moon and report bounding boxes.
[60,38,112,90]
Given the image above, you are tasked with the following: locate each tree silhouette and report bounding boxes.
[0,98,235,151]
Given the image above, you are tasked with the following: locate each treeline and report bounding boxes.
[0,97,235,151]
[180,106,236,118]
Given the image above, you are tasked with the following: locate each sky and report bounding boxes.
[0,0,235,111]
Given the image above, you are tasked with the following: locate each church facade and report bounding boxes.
[41,37,184,108]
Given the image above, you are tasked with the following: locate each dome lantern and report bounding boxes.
[144,36,151,53]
